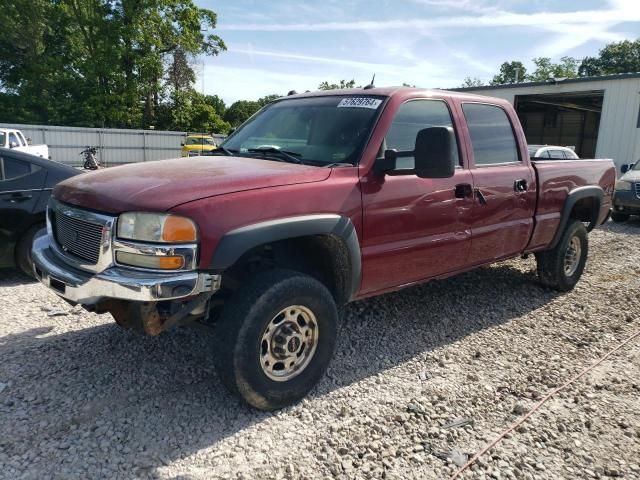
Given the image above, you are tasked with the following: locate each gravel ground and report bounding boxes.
[1,219,639,480]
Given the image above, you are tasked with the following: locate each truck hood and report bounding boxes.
[53,156,331,214]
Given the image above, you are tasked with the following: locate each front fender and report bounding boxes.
[209,214,361,298]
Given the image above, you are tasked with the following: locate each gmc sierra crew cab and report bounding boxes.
[32,87,616,410]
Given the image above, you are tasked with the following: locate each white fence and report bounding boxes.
[0,123,226,167]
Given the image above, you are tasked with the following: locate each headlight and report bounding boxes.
[117,213,198,243]
[615,180,631,191]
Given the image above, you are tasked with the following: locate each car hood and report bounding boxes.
[53,156,331,214]
[621,170,640,182]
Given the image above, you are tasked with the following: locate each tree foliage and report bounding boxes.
[223,95,281,127]
[578,39,640,77]
[528,56,579,81]
[0,0,226,132]
[460,77,485,88]
[490,61,527,85]
[318,79,358,90]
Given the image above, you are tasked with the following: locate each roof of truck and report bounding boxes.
[281,86,505,103]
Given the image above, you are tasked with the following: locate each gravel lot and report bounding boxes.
[1,220,639,480]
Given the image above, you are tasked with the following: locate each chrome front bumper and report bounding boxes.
[32,233,221,305]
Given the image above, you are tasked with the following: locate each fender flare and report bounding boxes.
[210,214,361,298]
[549,185,603,249]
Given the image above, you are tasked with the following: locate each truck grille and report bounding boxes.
[52,210,104,264]
[635,182,640,199]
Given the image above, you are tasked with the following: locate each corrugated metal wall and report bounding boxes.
[466,77,640,169]
[0,123,227,167]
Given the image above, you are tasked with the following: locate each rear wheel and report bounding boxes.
[611,212,630,223]
[212,269,338,410]
[535,220,588,292]
[16,224,45,278]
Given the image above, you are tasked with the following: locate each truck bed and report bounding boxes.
[527,159,616,251]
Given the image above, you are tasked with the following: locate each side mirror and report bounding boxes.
[414,127,455,178]
[26,137,32,145]
[621,164,629,174]
[375,127,455,179]
[9,141,17,148]
[180,142,185,146]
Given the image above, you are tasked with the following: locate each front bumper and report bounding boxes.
[32,234,221,305]
[613,189,640,213]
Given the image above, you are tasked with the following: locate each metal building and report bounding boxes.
[455,73,640,170]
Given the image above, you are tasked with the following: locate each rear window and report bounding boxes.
[462,103,520,166]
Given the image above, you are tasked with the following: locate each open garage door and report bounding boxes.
[514,91,603,158]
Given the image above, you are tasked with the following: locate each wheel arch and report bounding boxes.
[549,186,603,249]
[210,215,361,304]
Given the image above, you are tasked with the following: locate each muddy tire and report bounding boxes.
[16,224,45,278]
[611,212,630,223]
[535,220,588,292]
[212,269,338,410]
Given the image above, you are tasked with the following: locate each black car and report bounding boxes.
[0,148,79,276]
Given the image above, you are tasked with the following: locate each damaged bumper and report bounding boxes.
[32,233,221,305]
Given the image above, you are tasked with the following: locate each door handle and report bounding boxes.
[474,188,487,205]
[454,183,473,198]
[514,179,528,192]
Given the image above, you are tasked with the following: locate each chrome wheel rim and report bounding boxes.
[564,236,581,276]
[259,305,319,382]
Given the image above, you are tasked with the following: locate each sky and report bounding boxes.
[196,0,640,104]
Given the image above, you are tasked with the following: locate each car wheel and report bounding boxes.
[213,269,338,410]
[611,212,630,223]
[15,223,46,278]
[535,220,588,292]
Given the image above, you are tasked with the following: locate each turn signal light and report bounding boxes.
[162,216,198,242]
[116,251,185,270]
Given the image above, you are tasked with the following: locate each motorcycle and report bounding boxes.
[80,146,101,170]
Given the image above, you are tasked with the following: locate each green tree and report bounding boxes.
[490,61,527,85]
[257,94,281,106]
[460,77,485,88]
[224,100,261,127]
[0,0,226,128]
[578,39,640,76]
[318,79,358,90]
[528,56,579,81]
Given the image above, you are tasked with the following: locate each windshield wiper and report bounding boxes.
[247,147,303,164]
[210,146,236,156]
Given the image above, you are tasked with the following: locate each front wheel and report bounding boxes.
[535,220,588,292]
[212,269,338,410]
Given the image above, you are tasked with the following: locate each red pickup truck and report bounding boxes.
[32,87,615,410]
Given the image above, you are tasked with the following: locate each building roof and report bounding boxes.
[452,72,640,92]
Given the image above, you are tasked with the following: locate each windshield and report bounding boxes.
[186,137,216,146]
[221,95,385,165]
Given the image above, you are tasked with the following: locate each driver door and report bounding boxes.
[360,99,474,295]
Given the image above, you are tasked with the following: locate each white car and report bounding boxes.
[528,145,579,160]
[0,129,49,158]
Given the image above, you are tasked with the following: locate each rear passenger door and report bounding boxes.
[460,103,536,265]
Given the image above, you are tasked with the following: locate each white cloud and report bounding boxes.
[219,5,640,32]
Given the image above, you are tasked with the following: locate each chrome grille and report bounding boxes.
[52,209,104,264]
[635,182,640,199]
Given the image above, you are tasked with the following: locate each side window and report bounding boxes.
[462,103,520,166]
[540,150,551,159]
[8,133,20,147]
[0,157,32,181]
[549,150,565,159]
[385,99,460,169]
